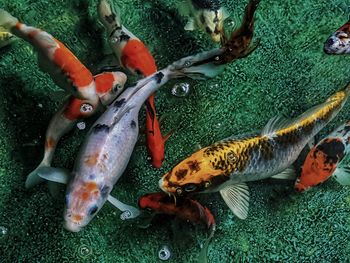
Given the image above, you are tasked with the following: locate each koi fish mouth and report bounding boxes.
[324,35,350,54]
[64,213,85,232]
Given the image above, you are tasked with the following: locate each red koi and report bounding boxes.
[138,192,215,229]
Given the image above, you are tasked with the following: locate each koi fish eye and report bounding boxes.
[184,184,197,192]
[80,103,93,113]
[204,181,211,188]
[88,205,98,216]
[113,84,122,93]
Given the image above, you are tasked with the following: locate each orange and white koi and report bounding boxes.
[98,0,171,168]
[295,121,350,192]
[324,20,350,54]
[159,84,350,219]
[0,9,128,187]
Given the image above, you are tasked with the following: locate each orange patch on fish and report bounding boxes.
[52,39,94,87]
[72,214,82,222]
[45,137,56,149]
[95,72,115,94]
[85,182,98,192]
[121,39,157,76]
[81,191,89,201]
[84,153,100,167]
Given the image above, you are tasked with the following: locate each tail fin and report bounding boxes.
[0,9,18,32]
[98,0,122,34]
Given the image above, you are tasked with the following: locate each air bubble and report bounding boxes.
[76,122,86,130]
[77,244,92,259]
[171,83,190,97]
[158,245,171,261]
[0,226,8,238]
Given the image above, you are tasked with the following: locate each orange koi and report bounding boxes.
[98,0,171,168]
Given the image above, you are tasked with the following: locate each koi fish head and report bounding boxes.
[295,138,345,192]
[138,192,172,212]
[94,71,127,106]
[195,8,228,42]
[324,20,350,54]
[159,149,228,196]
[64,178,111,232]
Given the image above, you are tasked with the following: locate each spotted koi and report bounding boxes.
[295,121,350,192]
[159,84,350,219]
[324,19,350,54]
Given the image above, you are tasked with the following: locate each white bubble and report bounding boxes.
[171,83,190,97]
[0,226,7,237]
[158,245,171,261]
[77,122,86,130]
[80,103,93,113]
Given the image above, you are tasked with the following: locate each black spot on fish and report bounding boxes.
[93,124,110,133]
[316,139,345,165]
[100,185,110,198]
[154,72,164,84]
[187,160,201,173]
[109,26,122,38]
[205,26,212,34]
[175,169,188,180]
[213,11,219,23]
[135,69,143,76]
[130,120,137,128]
[114,98,126,109]
[120,32,130,42]
[104,14,116,24]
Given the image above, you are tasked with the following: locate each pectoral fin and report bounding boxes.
[270,166,296,180]
[220,183,249,219]
[333,166,350,185]
[37,167,70,184]
[107,195,141,220]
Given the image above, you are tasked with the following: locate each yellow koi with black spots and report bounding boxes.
[159,84,350,219]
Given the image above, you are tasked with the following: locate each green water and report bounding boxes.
[0,0,350,262]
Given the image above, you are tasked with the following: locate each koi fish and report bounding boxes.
[0,10,128,188]
[295,121,350,192]
[0,9,98,102]
[98,0,171,168]
[138,192,215,228]
[139,192,215,263]
[324,20,350,54]
[25,71,127,188]
[179,0,229,43]
[159,84,350,219]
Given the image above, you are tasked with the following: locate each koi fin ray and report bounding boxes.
[219,183,249,219]
[262,115,291,136]
[107,195,141,220]
[270,166,296,180]
[333,166,350,185]
[36,167,70,184]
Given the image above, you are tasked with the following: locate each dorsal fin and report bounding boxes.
[261,115,290,136]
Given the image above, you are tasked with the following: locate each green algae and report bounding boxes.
[0,0,350,262]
